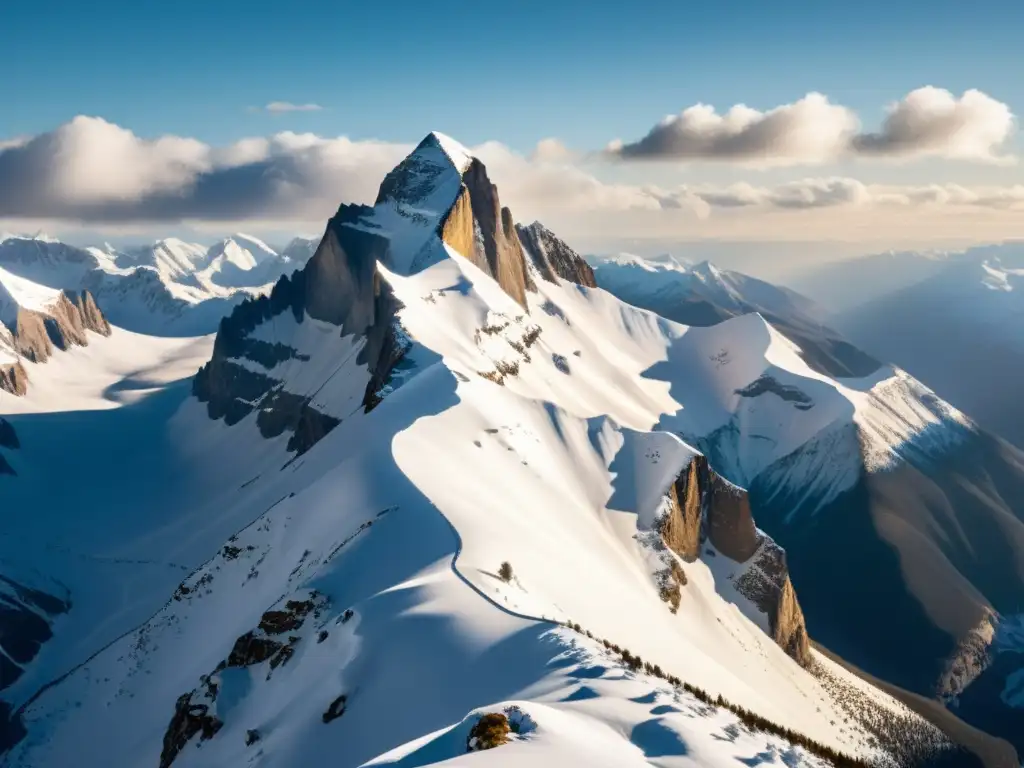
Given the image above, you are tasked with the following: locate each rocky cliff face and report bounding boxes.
[654,454,811,667]
[516,221,597,288]
[438,159,536,308]
[0,289,112,395]
[193,203,409,455]
[195,133,547,457]
[0,363,27,397]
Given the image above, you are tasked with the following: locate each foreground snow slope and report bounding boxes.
[3,134,950,767]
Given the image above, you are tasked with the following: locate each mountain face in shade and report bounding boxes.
[831,250,1024,450]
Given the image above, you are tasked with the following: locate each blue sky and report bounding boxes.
[2,0,1023,259]
[3,0,1022,151]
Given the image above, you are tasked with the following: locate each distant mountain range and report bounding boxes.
[0,232,319,337]
[587,252,880,378]
[790,242,1024,451]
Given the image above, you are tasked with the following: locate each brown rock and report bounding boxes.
[0,362,27,396]
[705,472,759,562]
[4,290,111,367]
[653,454,812,667]
[515,221,597,288]
[771,576,811,666]
[439,185,475,260]
[69,290,112,336]
[12,310,55,363]
[657,457,704,562]
[457,159,534,309]
[159,694,223,768]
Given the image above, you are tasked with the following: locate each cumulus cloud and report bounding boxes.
[852,87,1015,163]
[3,116,1023,236]
[0,117,674,226]
[261,101,324,114]
[0,116,408,223]
[607,93,858,165]
[608,87,1016,165]
[529,138,576,163]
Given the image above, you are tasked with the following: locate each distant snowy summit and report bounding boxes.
[0,232,319,339]
[0,263,111,397]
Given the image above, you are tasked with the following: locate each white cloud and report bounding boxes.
[529,138,577,163]
[607,93,858,166]
[609,87,1016,165]
[853,87,1015,163]
[2,116,1024,249]
[262,101,324,114]
[0,117,408,223]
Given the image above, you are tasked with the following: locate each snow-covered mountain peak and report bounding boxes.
[0,232,59,245]
[691,258,724,281]
[426,130,474,171]
[205,233,279,269]
[0,265,62,327]
[373,131,473,214]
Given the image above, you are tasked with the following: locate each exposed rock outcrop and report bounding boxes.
[160,593,327,767]
[654,455,811,667]
[0,287,111,400]
[160,693,223,768]
[439,159,535,309]
[194,133,546,457]
[194,204,410,454]
[655,456,704,562]
[704,472,760,562]
[516,221,597,288]
[0,362,27,396]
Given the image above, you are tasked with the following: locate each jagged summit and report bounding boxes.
[194,136,595,452]
[373,131,472,210]
[424,130,474,172]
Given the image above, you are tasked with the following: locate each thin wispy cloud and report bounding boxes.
[253,101,325,114]
[607,87,1017,166]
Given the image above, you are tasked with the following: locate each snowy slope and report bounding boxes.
[589,252,878,378]
[0,133,953,768]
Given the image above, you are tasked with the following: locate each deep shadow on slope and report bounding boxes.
[836,283,1024,451]
[0,372,288,737]
[814,642,1018,768]
[639,329,1024,761]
